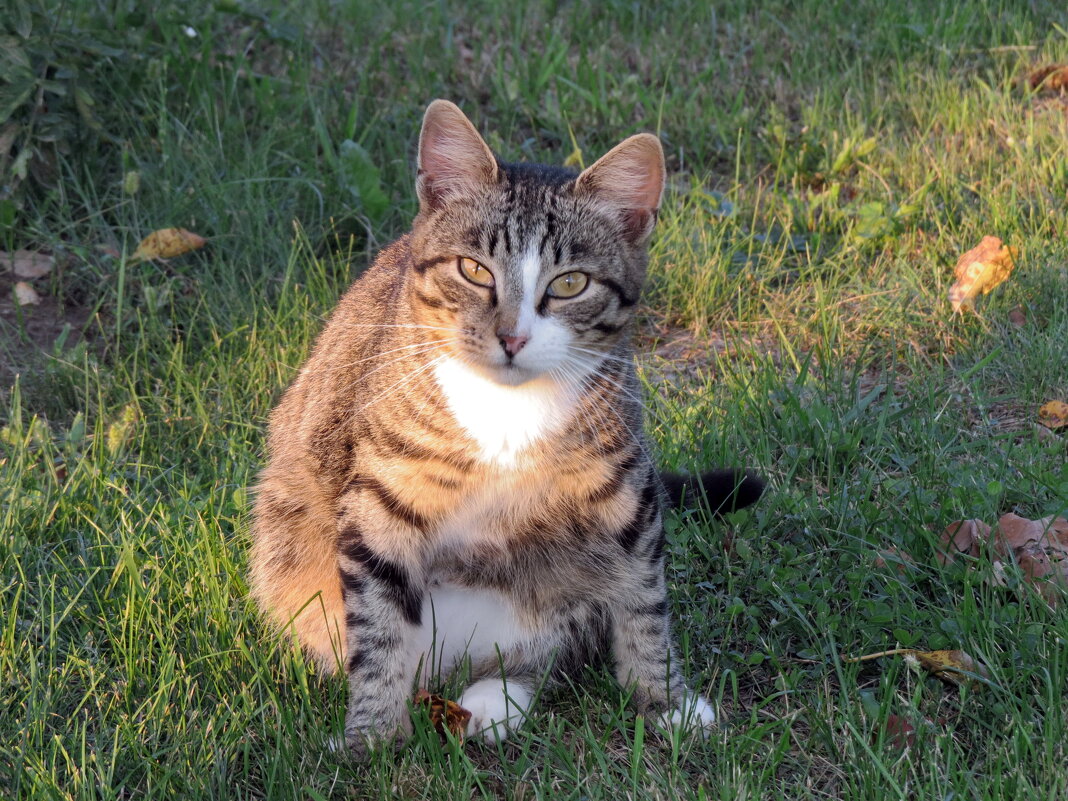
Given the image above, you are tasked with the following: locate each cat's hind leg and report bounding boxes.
[250,463,344,672]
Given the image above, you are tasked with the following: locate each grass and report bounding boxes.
[2,0,1068,797]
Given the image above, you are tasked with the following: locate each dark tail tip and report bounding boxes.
[660,468,765,514]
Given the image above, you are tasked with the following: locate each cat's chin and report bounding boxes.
[460,358,555,388]
[482,363,543,387]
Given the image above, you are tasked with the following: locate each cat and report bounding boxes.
[248,99,764,756]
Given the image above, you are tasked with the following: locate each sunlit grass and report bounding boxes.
[2,0,1067,798]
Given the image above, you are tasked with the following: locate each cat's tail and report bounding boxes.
[660,468,765,513]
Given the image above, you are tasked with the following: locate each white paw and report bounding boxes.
[657,694,717,736]
[459,678,532,744]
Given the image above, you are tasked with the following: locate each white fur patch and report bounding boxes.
[657,694,717,735]
[409,582,529,684]
[459,678,532,744]
[433,356,579,465]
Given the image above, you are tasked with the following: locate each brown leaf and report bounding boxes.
[129,228,206,263]
[882,714,916,750]
[948,235,1018,312]
[13,281,41,305]
[1008,305,1027,327]
[1,249,54,279]
[1028,64,1068,93]
[414,689,472,743]
[874,546,916,573]
[1038,401,1068,429]
[937,519,990,564]
[994,513,1068,602]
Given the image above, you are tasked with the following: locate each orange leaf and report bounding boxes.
[948,236,1018,312]
[1038,401,1068,429]
[129,228,206,263]
[414,689,472,743]
[1028,64,1068,93]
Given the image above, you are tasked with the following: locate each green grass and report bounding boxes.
[3,0,1068,798]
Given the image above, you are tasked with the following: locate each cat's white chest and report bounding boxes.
[432,357,575,466]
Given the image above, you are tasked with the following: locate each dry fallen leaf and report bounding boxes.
[1028,64,1068,93]
[874,546,916,573]
[882,714,916,750]
[1038,401,1068,429]
[937,519,990,564]
[13,281,41,305]
[129,228,206,263]
[846,647,990,687]
[939,514,1068,603]
[1008,305,1027,327]
[994,514,1068,602]
[1,249,54,279]
[948,235,1018,312]
[413,689,471,743]
[910,649,990,686]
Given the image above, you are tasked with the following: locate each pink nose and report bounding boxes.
[499,334,529,357]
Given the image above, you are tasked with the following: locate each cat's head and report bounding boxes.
[408,100,664,388]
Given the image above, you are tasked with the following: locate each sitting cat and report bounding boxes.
[249,99,763,756]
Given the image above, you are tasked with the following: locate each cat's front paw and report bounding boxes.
[459,678,532,744]
[656,694,717,736]
[333,716,412,760]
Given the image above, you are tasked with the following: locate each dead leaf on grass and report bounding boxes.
[882,714,917,750]
[1,250,54,279]
[413,688,471,743]
[1008,305,1027,327]
[948,235,1018,312]
[873,546,916,573]
[939,514,1068,603]
[1028,64,1068,93]
[13,281,41,305]
[1038,401,1068,429]
[937,519,990,564]
[129,228,206,264]
[845,647,990,687]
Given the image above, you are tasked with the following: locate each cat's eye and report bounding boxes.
[546,271,589,299]
[458,257,494,287]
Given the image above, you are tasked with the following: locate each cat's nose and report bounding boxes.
[498,333,529,357]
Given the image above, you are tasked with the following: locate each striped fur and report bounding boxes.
[249,100,762,755]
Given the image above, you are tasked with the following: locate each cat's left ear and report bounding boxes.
[575,133,665,245]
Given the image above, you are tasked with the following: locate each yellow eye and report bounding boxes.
[547,272,589,299]
[459,257,494,287]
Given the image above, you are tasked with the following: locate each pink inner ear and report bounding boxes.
[577,134,665,236]
[417,102,497,210]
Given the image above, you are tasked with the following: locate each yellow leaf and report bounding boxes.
[844,647,990,687]
[948,235,1018,312]
[1038,400,1068,429]
[129,228,206,263]
[563,146,584,169]
[910,649,990,686]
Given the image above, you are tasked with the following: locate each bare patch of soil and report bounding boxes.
[0,271,91,388]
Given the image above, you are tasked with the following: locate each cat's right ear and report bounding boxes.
[417,100,499,212]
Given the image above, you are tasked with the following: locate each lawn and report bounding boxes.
[2,0,1067,798]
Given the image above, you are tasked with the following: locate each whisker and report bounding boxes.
[297,339,452,376]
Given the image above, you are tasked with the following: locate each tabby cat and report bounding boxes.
[249,100,763,756]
